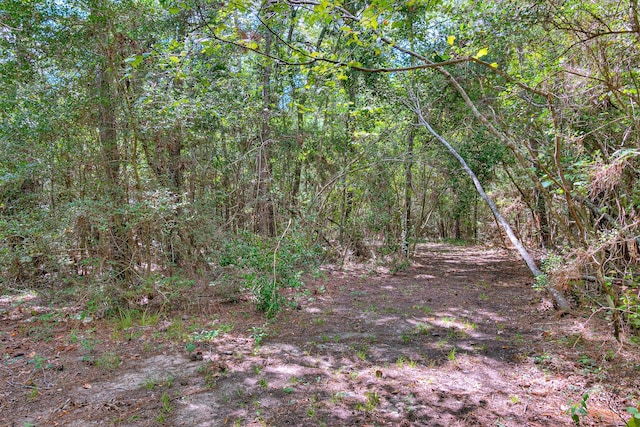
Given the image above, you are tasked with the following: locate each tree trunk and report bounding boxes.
[256,28,275,236]
[402,127,414,257]
[97,65,131,284]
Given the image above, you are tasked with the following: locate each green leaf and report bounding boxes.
[169,56,180,64]
[447,35,456,46]
[125,54,143,68]
[474,48,488,59]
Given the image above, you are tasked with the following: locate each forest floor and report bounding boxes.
[1,243,639,426]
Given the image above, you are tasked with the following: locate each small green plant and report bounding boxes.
[28,354,46,371]
[356,349,367,360]
[568,393,589,426]
[626,406,640,426]
[80,333,97,353]
[448,347,457,362]
[534,352,552,364]
[283,386,293,394]
[191,323,233,342]
[313,317,325,326]
[144,378,158,390]
[356,391,381,412]
[259,378,268,389]
[415,323,431,335]
[161,392,171,413]
[479,292,489,301]
[251,325,268,345]
[115,307,136,330]
[95,352,121,370]
[412,304,433,314]
[577,355,601,374]
[27,386,39,401]
[390,257,411,274]
[330,391,347,404]
[68,329,80,343]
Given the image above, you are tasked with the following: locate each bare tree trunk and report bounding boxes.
[409,98,570,311]
[402,127,414,257]
[256,28,275,236]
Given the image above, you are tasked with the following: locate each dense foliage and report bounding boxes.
[1,0,639,337]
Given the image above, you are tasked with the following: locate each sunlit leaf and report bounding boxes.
[447,35,456,46]
[474,48,488,59]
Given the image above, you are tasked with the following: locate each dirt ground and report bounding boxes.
[1,243,639,426]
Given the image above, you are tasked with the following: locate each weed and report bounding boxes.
[313,317,325,326]
[356,349,367,360]
[94,352,121,370]
[568,393,589,426]
[165,317,187,341]
[27,386,39,401]
[259,378,268,389]
[80,332,97,353]
[161,392,171,413]
[479,292,489,301]
[534,352,552,364]
[462,319,477,330]
[191,324,233,342]
[412,304,433,314]
[401,333,411,343]
[115,307,136,330]
[415,323,431,335]
[144,378,158,390]
[441,316,455,326]
[251,325,268,345]
[356,391,381,412]
[390,257,411,274]
[447,347,457,362]
[510,395,519,404]
[330,391,347,403]
[284,386,293,394]
[577,355,602,374]
[627,407,640,425]
[28,354,46,371]
[396,356,406,368]
[447,328,459,340]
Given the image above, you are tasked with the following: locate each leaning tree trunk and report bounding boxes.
[410,99,571,311]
